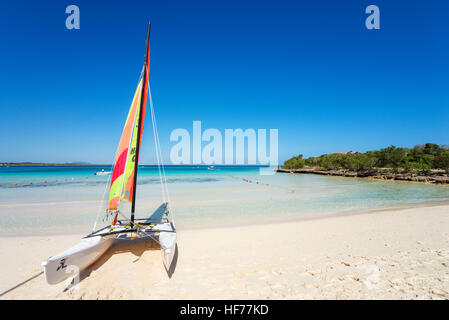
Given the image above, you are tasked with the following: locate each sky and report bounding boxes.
[0,0,448,165]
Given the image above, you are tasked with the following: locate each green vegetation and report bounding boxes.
[283,143,449,174]
[283,154,306,169]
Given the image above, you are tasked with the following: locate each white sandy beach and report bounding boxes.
[1,203,448,300]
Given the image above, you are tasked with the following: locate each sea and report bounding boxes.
[1,165,449,236]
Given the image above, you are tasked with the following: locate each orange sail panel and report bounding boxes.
[121,39,150,204]
[121,90,143,203]
[108,78,143,211]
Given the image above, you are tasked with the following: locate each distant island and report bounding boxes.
[0,162,110,167]
[279,143,449,184]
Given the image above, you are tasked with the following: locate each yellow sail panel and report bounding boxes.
[120,88,143,203]
[108,79,143,211]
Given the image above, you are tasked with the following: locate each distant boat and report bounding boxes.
[94,169,111,176]
[42,22,176,285]
[208,165,215,170]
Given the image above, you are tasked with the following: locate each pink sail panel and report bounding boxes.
[108,79,143,211]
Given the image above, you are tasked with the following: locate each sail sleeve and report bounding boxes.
[108,79,143,211]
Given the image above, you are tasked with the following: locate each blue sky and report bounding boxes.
[1,0,448,164]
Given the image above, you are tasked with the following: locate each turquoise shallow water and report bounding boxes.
[1,166,449,236]
[0,166,238,189]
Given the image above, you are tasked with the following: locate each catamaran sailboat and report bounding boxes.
[42,22,176,285]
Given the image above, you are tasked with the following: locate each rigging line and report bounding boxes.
[149,86,169,199]
[93,170,112,231]
[157,122,171,212]
[148,84,165,200]
[114,210,148,229]
[148,85,174,224]
[157,125,171,203]
[148,85,168,199]
[93,143,119,230]
[154,106,168,201]
[151,91,174,226]
[148,89,161,190]
[0,271,43,297]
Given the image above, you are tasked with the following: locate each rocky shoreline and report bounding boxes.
[277,168,449,184]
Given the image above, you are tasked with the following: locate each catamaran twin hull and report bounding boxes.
[42,22,177,285]
[42,203,176,285]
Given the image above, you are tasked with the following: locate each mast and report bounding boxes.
[131,22,151,225]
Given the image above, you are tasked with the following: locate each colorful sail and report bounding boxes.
[121,50,149,204]
[108,79,143,211]
[108,25,150,212]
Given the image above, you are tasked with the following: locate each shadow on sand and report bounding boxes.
[64,237,178,291]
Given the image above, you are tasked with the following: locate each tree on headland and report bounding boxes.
[434,150,449,173]
[283,154,306,169]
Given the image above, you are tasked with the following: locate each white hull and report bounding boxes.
[41,236,113,285]
[156,223,177,270]
[42,204,176,285]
